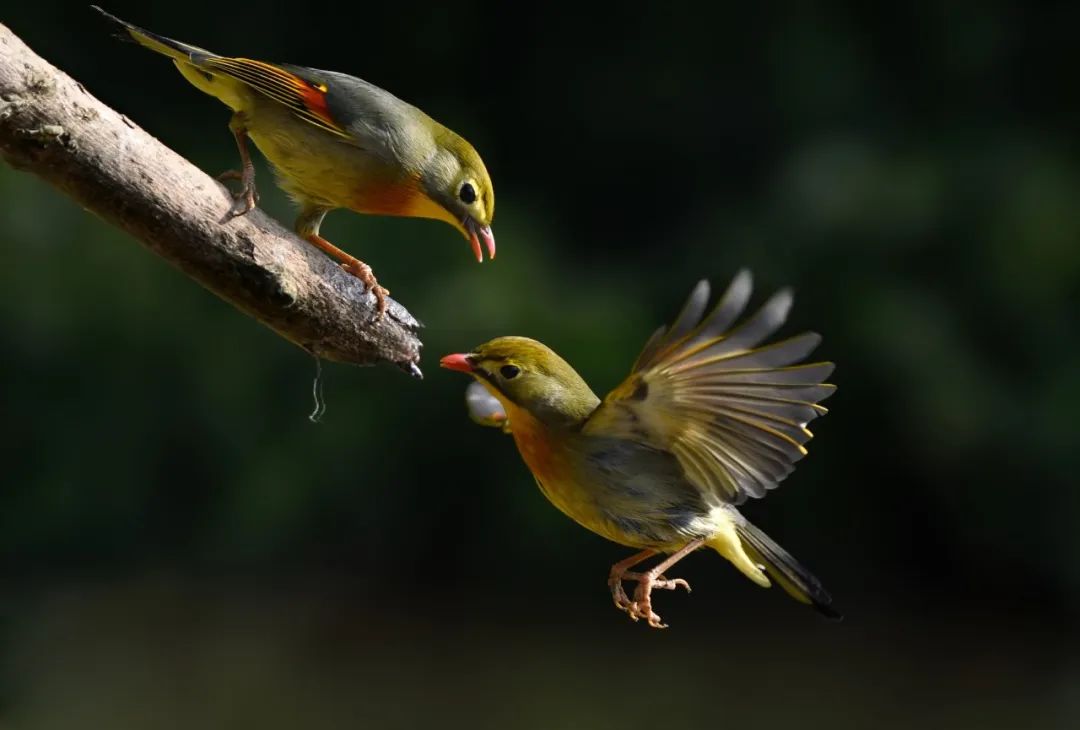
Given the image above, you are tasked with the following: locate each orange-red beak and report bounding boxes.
[439,352,475,373]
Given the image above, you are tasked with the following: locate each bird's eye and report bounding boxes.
[500,364,520,379]
[459,182,477,204]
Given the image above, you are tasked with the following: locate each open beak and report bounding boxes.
[439,352,476,373]
[464,217,496,263]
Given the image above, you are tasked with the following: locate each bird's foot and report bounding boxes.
[630,573,691,629]
[340,260,389,317]
[298,231,389,318]
[609,574,634,613]
[218,169,259,218]
[610,569,691,629]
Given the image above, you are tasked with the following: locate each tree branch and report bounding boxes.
[0,23,424,378]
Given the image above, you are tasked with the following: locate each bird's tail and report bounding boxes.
[731,519,842,621]
[92,6,214,64]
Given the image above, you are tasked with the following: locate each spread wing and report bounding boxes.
[582,270,835,505]
[200,57,351,139]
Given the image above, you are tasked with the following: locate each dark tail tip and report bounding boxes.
[90,5,119,25]
[814,600,844,622]
[736,520,844,623]
[90,5,134,41]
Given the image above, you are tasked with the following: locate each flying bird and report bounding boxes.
[442,271,840,627]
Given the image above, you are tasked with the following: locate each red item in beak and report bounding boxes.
[440,353,474,373]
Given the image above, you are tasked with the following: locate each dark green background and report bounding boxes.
[3,2,1078,728]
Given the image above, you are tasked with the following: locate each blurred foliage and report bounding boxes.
[2,1,1079,727]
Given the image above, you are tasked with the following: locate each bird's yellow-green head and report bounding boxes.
[441,337,599,427]
[414,129,495,263]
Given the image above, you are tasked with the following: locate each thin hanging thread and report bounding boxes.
[309,355,327,423]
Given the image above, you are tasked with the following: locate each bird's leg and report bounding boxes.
[626,538,704,629]
[608,549,657,613]
[219,113,259,218]
[296,206,389,316]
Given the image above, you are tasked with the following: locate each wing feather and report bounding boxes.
[584,270,835,505]
[202,57,351,138]
[632,280,710,370]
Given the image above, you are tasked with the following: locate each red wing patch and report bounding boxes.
[203,57,349,138]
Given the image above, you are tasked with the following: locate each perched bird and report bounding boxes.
[93,7,496,315]
[441,271,840,627]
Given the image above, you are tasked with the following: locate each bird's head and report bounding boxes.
[416,131,495,262]
[441,337,599,427]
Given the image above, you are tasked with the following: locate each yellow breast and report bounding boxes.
[244,102,415,213]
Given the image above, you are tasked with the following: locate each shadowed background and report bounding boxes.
[3,1,1079,728]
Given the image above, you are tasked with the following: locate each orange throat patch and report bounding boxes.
[353,180,425,218]
[502,401,561,483]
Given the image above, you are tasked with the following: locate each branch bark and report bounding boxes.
[0,23,424,377]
